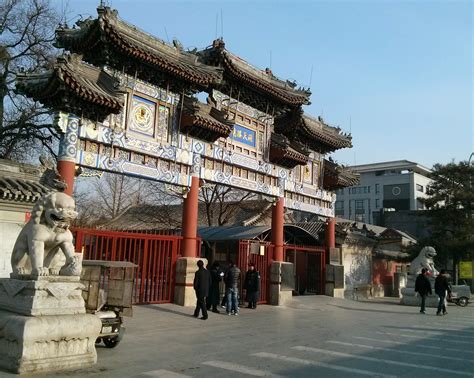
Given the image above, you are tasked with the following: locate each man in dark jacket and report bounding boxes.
[207,261,224,313]
[244,263,260,309]
[435,269,451,316]
[224,261,241,315]
[414,268,432,314]
[193,260,211,320]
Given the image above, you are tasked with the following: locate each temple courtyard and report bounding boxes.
[8,296,472,378]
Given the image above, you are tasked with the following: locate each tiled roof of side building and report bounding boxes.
[0,160,49,204]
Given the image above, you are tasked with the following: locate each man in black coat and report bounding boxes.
[193,260,211,320]
[244,263,260,309]
[435,269,451,316]
[414,268,432,314]
[207,261,224,313]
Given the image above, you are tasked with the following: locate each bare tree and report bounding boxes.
[200,185,256,227]
[0,0,61,161]
[92,173,148,219]
[74,173,149,227]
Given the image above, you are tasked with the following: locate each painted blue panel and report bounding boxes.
[132,94,156,105]
[231,124,256,148]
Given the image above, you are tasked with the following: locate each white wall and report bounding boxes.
[0,210,27,277]
[343,249,372,290]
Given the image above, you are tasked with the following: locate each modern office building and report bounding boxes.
[334,160,432,225]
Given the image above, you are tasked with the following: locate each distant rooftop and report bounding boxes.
[349,160,431,176]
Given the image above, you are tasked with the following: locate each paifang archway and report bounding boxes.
[16,5,359,305]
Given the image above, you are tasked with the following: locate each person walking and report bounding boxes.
[434,269,451,316]
[244,262,260,309]
[224,261,241,315]
[193,260,211,320]
[414,268,432,314]
[207,261,224,313]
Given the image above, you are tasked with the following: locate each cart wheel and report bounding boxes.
[457,297,469,307]
[103,336,120,348]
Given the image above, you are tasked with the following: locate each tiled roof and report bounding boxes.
[269,133,309,168]
[274,109,352,153]
[0,160,49,204]
[180,96,234,142]
[199,39,311,108]
[323,158,360,189]
[55,6,222,87]
[0,177,49,203]
[16,54,125,121]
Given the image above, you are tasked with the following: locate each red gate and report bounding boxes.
[284,245,325,295]
[74,228,189,304]
[237,240,272,304]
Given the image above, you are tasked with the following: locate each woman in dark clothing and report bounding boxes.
[244,263,260,309]
[434,269,451,316]
[207,261,223,313]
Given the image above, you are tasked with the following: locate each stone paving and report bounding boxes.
[7,296,474,377]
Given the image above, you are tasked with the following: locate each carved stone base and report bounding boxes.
[0,277,85,316]
[269,261,293,306]
[0,310,101,374]
[174,257,207,306]
[400,287,440,307]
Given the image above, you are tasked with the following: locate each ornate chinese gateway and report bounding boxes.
[16,5,357,217]
[16,5,359,307]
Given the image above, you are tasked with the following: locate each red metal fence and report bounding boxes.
[74,228,200,304]
[284,245,325,295]
[237,240,272,304]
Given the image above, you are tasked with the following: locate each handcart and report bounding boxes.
[80,260,137,348]
[448,285,471,307]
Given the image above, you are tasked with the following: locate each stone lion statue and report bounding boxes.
[409,246,439,276]
[11,191,80,278]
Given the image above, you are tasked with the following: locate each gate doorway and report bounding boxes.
[74,228,185,304]
[285,246,325,295]
[237,240,272,304]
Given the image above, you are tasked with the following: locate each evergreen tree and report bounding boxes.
[422,160,474,280]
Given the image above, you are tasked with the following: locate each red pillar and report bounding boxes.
[57,160,75,196]
[272,197,284,262]
[325,217,336,250]
[181,176,200,258]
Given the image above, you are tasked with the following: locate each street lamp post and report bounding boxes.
[468,153,474,291]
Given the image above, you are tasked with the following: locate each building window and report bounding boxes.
[417,199,425,210]
[355,199,364,214]
[416,184,424,192]
[375,184,380,194]
[375,199,380,208]
[335,201,344,216]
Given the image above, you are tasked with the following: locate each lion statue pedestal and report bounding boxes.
[0,190,101,374]
[400,246,440,307]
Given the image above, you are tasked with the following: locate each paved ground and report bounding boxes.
[10,296,474,377]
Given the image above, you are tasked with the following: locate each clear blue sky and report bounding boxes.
[62,0,473,168]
